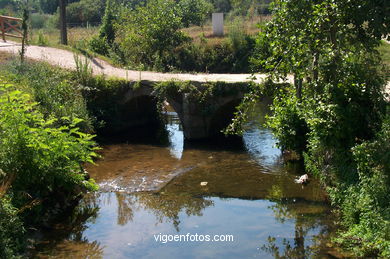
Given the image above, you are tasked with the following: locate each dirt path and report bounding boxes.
[0,41,389,96]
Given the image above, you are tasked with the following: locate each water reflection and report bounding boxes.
[165,111,184,159]
[31,103,337,258]
[32,191,334,258]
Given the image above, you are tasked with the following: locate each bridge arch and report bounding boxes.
[208,98,243,137]
[113,81,257,140]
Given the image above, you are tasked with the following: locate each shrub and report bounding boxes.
[332,113,390,257]
[36,30,48,46]
[267,88,309,153]
[66,0,104,25]
[0,197,25,258]
[116,0,189,70]
[99,0,116,44]
[178,0,213,27]
[4,61,95,133]
[29,13,48,29]
[0,80,98,222]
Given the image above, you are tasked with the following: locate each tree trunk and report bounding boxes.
[59,0,67,45]
[294,74,303,100]
[313,52,319,82]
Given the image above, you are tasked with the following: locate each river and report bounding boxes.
[31,103,340,259]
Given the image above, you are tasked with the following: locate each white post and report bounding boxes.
[212,13,224,36]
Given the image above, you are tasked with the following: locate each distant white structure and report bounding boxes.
[212,13,224,36]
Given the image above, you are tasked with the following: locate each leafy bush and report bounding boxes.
[66,0,104,25]
[248,1,389,256]
[267,89,308,153]
[0,196,25,258]
[332,113,390,258]
[153,35,255,73]
[116,0,190,70]
[99,0,116,43]
[29,13,48,29]
[4,61,95,133]
[0,80,98,221]
[1,170,25,258]
[36,30,48,46]
[178,0,213,27]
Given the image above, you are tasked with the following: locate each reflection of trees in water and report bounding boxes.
[262,185,333,258]
[113,192,214,231]
[31,193,104,258]
[116,192,136,225]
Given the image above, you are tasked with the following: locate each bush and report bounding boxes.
[116,0,189,70]
[4,61,95,133]
[267,88,308,153]
[29,13,48,29]
[36,30,48,46]
[332,113,390,257]
[0,195,25,258]
[0,80,98,222]
[66,0,104,25]
[178,0,213,27]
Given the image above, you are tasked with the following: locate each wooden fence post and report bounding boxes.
[0,16,5,42]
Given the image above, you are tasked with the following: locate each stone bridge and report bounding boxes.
[96,80,264,140]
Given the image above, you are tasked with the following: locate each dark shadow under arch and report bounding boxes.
[208,99,243,138]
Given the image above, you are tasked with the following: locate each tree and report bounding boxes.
[59,0,67,45]
[259,0,389,99]
[99,0,115,43]
[116,0,188,68]
[38,0,58,13]
[178,0,213,27]
[249,1,390,256]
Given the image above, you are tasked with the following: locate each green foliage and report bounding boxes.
[332,113,390,257]
[160,36,254,73]
[89,0,118,56]
[82,76,136,132]
[247,0,389,257]
[3,61,95,133]
[0,197,25,258]
[0,80,98,220]
[231,0,272,16]
[379,41,390,68]
[99,0,116,43]
[89,35,110,55]
[29,13,48,29]
[178,0,213,27]
[267,89,308,153]
[74,54,93,86]
[36,29,48,46]
[116,0,189,70]
[209,0,231,13]
[66,0,105,25]
[37,0,58,14]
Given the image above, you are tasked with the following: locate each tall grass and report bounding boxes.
[74,54,93,85]
[2,60,96,133]
[28,26,99,48]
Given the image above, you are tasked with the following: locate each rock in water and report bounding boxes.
[200,182,208,186]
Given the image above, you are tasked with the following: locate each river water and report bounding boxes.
[32,104,339,259]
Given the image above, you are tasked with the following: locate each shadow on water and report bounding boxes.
[30,102,341,259]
